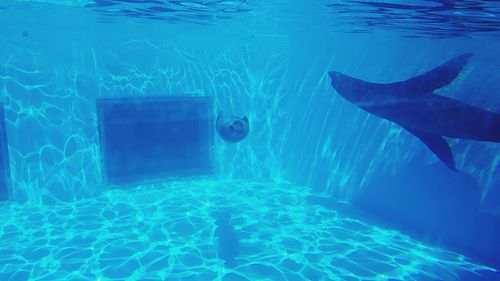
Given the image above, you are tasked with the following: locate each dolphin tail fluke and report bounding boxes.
[396,53,473,96]
[404,126,457,171]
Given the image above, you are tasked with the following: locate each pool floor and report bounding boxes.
[0,180,494,280]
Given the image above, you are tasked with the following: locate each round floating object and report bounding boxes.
[216,111,249,143]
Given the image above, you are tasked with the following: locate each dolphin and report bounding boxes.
[216,111,249,143]
[328,53,500,171]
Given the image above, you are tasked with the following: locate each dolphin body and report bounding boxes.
[216,111,249,143]
[328,54,500,171]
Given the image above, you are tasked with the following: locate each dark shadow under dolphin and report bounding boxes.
[211,210,240,268]
[328,53,500,171]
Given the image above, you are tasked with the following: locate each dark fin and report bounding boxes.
[217,111,223,123]
[393,53,473,96]
[241,116,248,124]
[328,54,473,100]
[404,127,457,171]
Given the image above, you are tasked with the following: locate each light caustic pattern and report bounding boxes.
[1,34,498,209]
[0,44,102,204]
[0,36,424,205]
[0,36,289,204]
[0,180,493,280]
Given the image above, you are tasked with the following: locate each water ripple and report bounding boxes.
[327,0,500,38]
[84,0,252,24]
[0,180,493,280]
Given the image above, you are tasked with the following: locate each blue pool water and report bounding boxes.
[1,0,500,280]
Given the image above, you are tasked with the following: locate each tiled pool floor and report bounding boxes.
[0,180,495,280]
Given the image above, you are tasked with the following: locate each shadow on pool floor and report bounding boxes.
[0,179,496,280]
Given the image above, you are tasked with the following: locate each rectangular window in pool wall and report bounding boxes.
[96,96,214,186]
[0,103,11,201]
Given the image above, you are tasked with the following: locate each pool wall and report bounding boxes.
[0,3,499,217]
